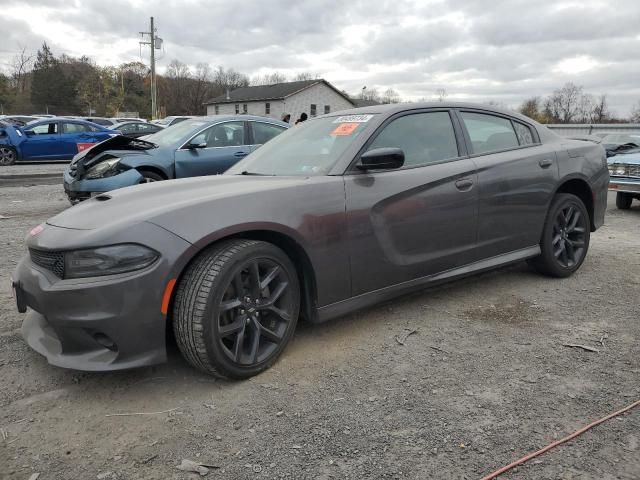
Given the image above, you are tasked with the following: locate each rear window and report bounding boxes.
[461,112,519,154]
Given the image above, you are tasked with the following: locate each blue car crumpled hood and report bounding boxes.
[71,135,159,176]
[607,150,640,165]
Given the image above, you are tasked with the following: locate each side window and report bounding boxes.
[252,122,286,145]
[242,104,248,114]
[265,103,270,115]
[190,122,245,148]
[63,123,91,134]
[513,121,535,145]
[138,123,156,132]
[460,112,519,154]
[324,105,330,114]
[235,104,239,114]
[310,104,317,117]
[366,111,459,167]
[214,105,220,115]
[30,122,58,135]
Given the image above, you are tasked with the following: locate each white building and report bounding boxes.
[204,79,355,122]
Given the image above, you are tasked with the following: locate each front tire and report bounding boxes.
[173,240,300,379]
[0,146,17,166]
[529,193,590,278]
[616,192,633,210]
[138,169,165,183]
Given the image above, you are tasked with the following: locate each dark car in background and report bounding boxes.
[63,115,288,201]
[12,103,608,379]
[607,147,640,209]
[0,117,118,165]
[110,121,163,138]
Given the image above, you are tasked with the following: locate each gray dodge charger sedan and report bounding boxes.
[12,103,608,379]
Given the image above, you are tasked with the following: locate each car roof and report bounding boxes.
[25,117,108,128]
[322,101,540,125]
[199,115,289,126]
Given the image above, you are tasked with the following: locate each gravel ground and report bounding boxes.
[0,184,639,480]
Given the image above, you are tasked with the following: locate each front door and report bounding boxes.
[456,110,559,258]
[174,121,250,178]
[21,121,61,159]
[345,110,479,296]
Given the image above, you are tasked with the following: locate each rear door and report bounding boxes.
[456,110,558,257]
[61,122,102,158]
[20,121,61,159]
[345,109,480,295]
[174,121,251,178]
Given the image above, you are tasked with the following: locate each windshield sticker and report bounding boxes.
[331,123,360,136]
[332,114,373,123]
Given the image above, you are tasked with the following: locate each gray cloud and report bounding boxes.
[1,0,639,115]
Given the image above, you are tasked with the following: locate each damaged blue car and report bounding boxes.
[63,116,288,202]
[0,118,117,165]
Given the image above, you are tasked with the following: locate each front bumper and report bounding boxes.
[63,168,143,201]
[608,177,640,194]
[13,222,191,371]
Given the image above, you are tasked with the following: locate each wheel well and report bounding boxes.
[136,166,168,179]
[167,230,318,331]
[556,179,595,231]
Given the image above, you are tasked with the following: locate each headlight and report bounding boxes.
[64,244,159,279]
[85,158,121,179]
[615,166,626,176]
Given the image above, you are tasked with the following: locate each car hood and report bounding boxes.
[47,174,316,232]
[607,151,640,165]
[70,135,161,175]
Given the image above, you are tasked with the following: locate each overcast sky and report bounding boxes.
[1,0,639,115]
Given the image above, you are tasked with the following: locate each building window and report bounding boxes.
[265,102,270,114]
[310,104,317,117]
[324,105,330,114]
[214,105,219,115]
[235,104,239,114]
[243,104,248,114]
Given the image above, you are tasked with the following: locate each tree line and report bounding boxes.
[1,43,639,122]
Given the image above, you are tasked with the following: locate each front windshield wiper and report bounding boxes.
[239,171,267,176]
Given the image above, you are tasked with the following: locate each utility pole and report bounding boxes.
[139,17,161,119]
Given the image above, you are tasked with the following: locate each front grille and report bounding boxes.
[29,248,65,278]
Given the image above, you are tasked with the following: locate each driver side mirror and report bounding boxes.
[186,141,207,149]
[357,147,404,171]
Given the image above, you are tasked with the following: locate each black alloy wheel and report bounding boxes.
[173,240,300,379]
[551,203,587,268]
[529,193,590,278]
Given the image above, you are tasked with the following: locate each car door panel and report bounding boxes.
[345,160,478,296]
[456,110,559,257]
[174,121,250,178]
[21,122,61,159]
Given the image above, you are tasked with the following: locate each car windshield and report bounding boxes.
[144,119,208,147]
[227,115,375,176]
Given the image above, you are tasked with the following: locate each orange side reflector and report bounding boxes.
[161,278,177,315]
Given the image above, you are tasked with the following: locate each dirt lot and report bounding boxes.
[0,181,638,480]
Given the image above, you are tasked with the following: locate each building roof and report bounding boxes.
[205,79,355,106]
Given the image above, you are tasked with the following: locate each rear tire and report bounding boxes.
[138,169,165,183]
[529,193,590,278]
[173,240,300,379]
[616,192,633,210]
[0,146,17,166]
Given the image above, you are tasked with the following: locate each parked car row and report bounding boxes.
[12,102,610,379]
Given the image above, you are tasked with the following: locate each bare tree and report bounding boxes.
[360,87,380,102]
[381,87,400,104]
[292,72,318,81]
[591,94,610,123]
[631,101,640,123]
[519,96,544,122]
[10,45,34,93]
[251,72,288,86]
[434,88,447,102]
[545,82,583,123]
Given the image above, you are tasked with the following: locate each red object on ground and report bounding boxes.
[480,398,640,479]
[76,143,96,152]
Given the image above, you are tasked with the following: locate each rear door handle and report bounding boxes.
[539,158,553,168]
[234,151,248,157]
[455,178,474,191]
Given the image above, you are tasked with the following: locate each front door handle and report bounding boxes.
[234,152,248,157]
[539,158,553,168]
[455,178,474,191]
